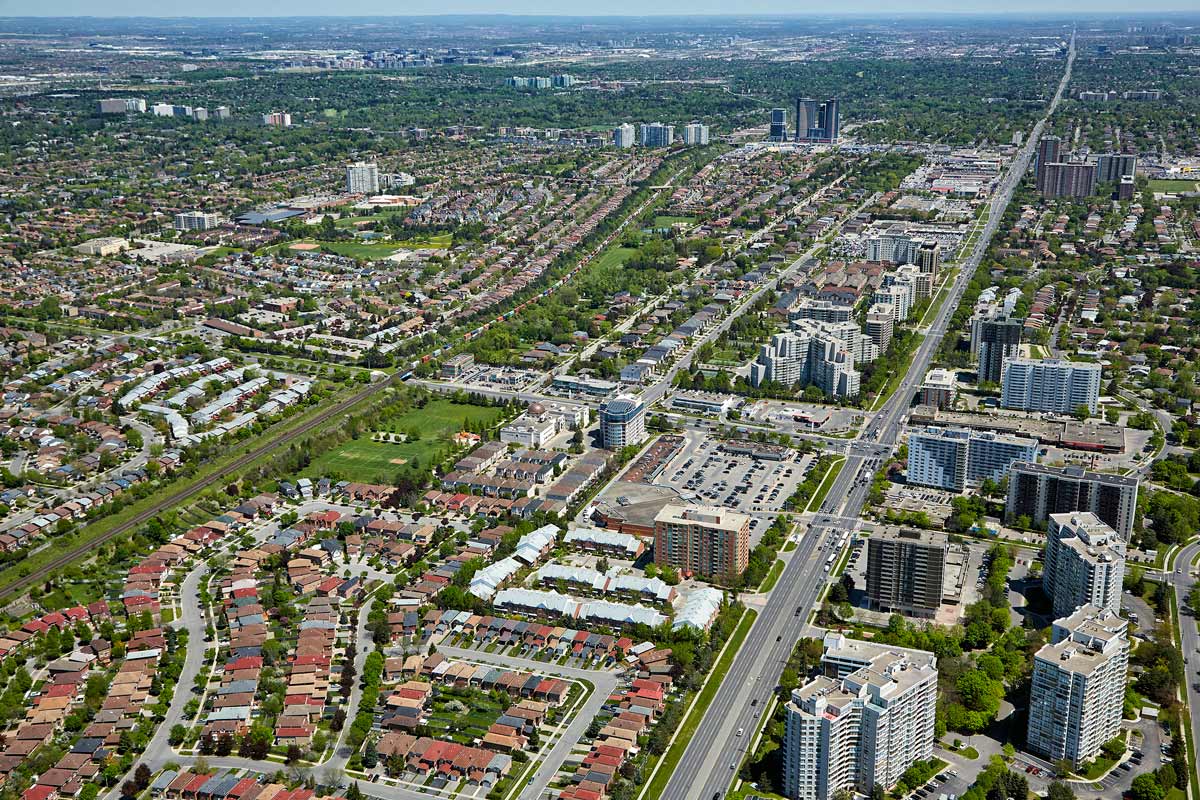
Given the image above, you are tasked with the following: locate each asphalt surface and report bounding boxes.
[1169,539,1200,792]
[659,35,1077,800]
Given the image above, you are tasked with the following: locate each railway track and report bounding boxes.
[0,374,396,601]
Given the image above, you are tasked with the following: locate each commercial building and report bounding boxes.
[918,368,956,409]
[1043,513,1125,619]
[782,637,936,800]
[866,529,945,618]
[971,312,1023,385]
[440,353,474,379]
[1000,357,1102,415]
[173,211,220,232]
[1095,154,1136,184]
[1005,463,1138,541]
[346,161,380,194]
[639,123,674,148]
[262,111,292,127]
[682,122,710,146]
[612,123,635,149]
[653,504,750,581]
[1026,606,1128,767]
[907,426,1036,492]
[98,97,146,113]
[598,394,646,450]
[749,321,864,400]
[794,98,840,144]
[769,108,788,141]
[551,74,575,88]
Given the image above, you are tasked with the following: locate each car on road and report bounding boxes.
[736,728,744,737]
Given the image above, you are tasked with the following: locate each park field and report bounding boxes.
[1147,178,1200,194]
[303,399,504,483]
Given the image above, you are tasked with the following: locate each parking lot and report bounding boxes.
[901,766,969,800]
[656,432,814,523]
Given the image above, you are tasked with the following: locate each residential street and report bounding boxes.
[433,645,620,800]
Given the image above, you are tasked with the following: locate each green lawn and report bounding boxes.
[1148,179,1200,194]
[426,688,505,744]
[758,560,784,593]
[592,245,639,272]
[303,399,503,482]
[652,215,697,228]
[805,456,845,514]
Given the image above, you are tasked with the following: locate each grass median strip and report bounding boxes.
[758,560,784,593]
[642,608,758,800]
[805,455,845,513]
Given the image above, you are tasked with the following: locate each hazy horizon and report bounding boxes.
[6,2,1200,18]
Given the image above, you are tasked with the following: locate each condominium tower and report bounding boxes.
[1000,357,1102,415]
[1026,606,1128,767]
[782,637,937,800]
[907,426,1037,492]
[865,529,945,618]
[794,98,840,143]
[1042,512,1125,619]
[970,312,1023,385]
[612,123,635,148]
[1005,463,1138,541]
[653,504,750,581]
[345,161,380,194]
[598,394,646,450]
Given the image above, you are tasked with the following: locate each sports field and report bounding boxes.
[304,400,504,482]
[1147,178,1199,194]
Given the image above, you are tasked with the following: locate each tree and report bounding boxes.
[345,784,363,800]
[134,765,152,791]
[1131,773,1165,800]
[286,744,303,765]
[1047,781,1076,800]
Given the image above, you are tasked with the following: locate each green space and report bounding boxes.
[651,215,697,228]
[280,240,403,260]
[758,560,784,593]
[196,246,243,266]
[805,455,845,513]
[303,399,503,482]
[1148,178,1200,194]
[642,608,757,800]
[592,245,640,272]
[426,687,505,744]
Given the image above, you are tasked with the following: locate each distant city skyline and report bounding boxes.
[9,2,1200,16]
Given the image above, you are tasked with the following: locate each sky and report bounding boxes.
[5,0,1200,16]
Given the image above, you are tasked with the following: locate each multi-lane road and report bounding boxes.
[659,34,1076,800]
[1169,541,1200,792]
